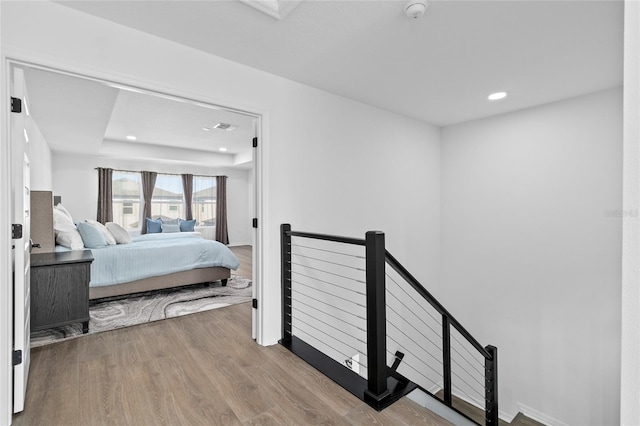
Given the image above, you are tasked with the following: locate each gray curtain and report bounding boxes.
[215,176,229,244]
[96,167,113,224]
[141,171,157,234]
[182,174,193,221]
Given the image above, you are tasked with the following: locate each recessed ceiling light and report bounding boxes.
[488,92,507,101]
[126,135,137,140]
[219,147,228,152]
[202,127,211,131]
[213,123,237,131]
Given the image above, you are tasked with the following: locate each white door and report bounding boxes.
[251,124,258,340]
[11,66,31,414]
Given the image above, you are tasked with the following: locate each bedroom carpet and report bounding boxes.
[30,274,252,348]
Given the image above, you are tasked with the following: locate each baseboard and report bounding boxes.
[408,387,476,426]
[427,383,442,394]
[228,242,252,247]
[412,382,515,423]
[517,402,569,426]
[449,389,516,423]
[445,391,568,425]
[396,380,563,425]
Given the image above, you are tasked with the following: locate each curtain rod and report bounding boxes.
[94,167,227,179]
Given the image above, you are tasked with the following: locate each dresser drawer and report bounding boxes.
[30,250,94,333]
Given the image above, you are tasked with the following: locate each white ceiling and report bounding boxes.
[24,67,256,168]
[103,90,255,154]
[56,0,624,127]
[24,68,119,154]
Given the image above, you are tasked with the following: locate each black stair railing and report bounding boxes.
[280,224,498,425]
[364,230,389,405]
[385,250,499,425]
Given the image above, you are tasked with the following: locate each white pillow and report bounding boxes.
[85,219,117,245]
[162,223,180,233]
[54,203,74,223]
[105,222,132,244]
[53,208,84,250]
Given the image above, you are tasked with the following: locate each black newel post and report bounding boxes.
[364,231,390,406]
[485,345,498,426]
[281,224,292,343]
[442,315,452,406]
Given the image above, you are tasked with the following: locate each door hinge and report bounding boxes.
[10,97,22,113]
[252,218,258,228]
[12,350,22,366]
[12,223,23,239]
[252,298,258,309]
[252,137,258,148]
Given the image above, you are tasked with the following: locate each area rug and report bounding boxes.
[30,274,252,348]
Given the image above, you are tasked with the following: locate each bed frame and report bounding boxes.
[89,266,230,300]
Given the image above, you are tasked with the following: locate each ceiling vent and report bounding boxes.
[213,122,237,131]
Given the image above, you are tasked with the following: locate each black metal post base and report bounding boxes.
[281,336,416,412]
[363,389,391,408]
[364,368,418,411]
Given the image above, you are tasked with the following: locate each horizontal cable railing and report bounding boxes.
[281,224,498,424]
[385,262,497,423]
[282,226,370,375]
[385,251,492,359]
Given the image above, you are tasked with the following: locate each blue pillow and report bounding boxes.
[146,217,162,233]
[77,221,108,249]
[162,223,180,233]
[179,219,196,232]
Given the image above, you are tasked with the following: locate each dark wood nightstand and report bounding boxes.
[30,250,94,334]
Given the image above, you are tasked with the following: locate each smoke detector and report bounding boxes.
[405,0,427,19]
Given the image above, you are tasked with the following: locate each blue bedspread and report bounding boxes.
[87,233,239,287]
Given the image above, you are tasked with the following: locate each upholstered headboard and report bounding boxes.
[30,191,55,253]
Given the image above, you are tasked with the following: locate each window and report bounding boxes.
[193,176,216,227]
[111,171,216,230]
[112,171,141,230]
[151,174,184,221]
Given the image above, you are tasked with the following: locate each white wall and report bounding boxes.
[621,1,640,424]
[51,153,252,245]
[25,112,52,191]
[1,1,443,345]
[441,88,623,425]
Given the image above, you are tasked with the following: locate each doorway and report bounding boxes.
[4,59,265,414]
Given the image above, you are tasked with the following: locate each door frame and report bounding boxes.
[0,55,268,423]
[10,65,32,415]
[1,57,16,426]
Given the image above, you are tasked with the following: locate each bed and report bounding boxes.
[89,233,238,299]
[39,202,239,302]
[54,231,239,299]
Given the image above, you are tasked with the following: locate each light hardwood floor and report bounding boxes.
[13,302,451,426]
[228,245,252,280]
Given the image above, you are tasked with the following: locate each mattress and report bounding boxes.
[57,233,239,287]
